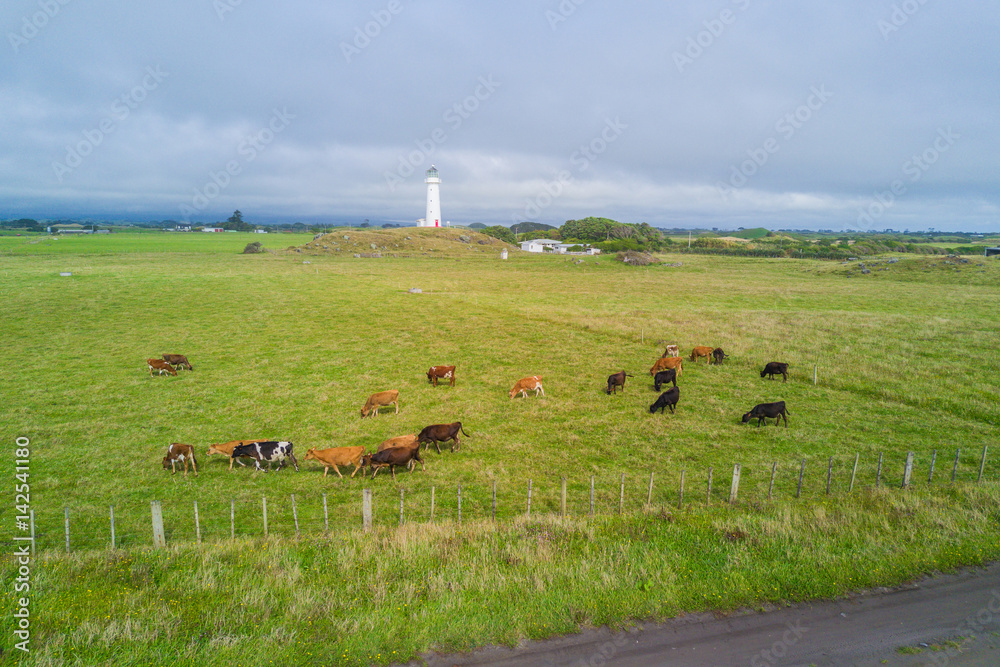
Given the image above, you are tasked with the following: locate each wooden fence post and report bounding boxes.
[729,464,741,504]
[492,480,497,521]
[951,448,961,483]
[646,472,654,507]
[813,364,817,385]
[457,484,462,524]
[362,489,372,531]
[768,463,777,501]
[150,501,165,549]
[876,452,883,488]
[230,499,235,540]
[849,454,859,493]
[64,507,71,553]
[323,493,329,532]
[109,505,116,549]
[706,467,713,504]
[262,496,268,537]
[618,473,625,515]
[902,452,914,489]
[527,479,532,517]
[678,469,685,508]
[291,495,300,538]
[928,450,937,484]
[826,457,833,495]
[194,500,202,544]
[399,488,405,526]
[796,460,805,498]
[560,477,567,518]
[978,446,988,484]
[430,486,435,522]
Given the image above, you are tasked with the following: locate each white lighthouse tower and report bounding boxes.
[422,165,441,228]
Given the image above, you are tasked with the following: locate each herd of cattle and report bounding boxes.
[153,351,791,480]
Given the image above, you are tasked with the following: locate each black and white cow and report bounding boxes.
[230,441,299,472]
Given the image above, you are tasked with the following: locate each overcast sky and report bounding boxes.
[2,1,997,230]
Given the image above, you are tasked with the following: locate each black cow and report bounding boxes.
[711,348,727,364]
[606,371,633,395]
[417,422,469,453]
[760,362,789,382]
[362,446,424,479]
[653,368,677,391]
[742,401,790,427]
[649,386,680,414]
[230,441,299,472]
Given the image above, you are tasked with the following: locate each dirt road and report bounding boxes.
[409,562,1000,666]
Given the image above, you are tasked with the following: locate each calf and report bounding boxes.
[162,354,193,371]
[426,365,456,387]
[231,441,299,472]
[417,422,469,453]
[711,348,727,364]
[689,346,714,364]
[650,356,683,377]
[742,401,790,427]
[760,362,789,382]
[653,368,677,391]
[606,370,633,395]
[147,358,177,377]
[162,443,198,476]
[304,446,366,478]
[510,376,544,399]
[207,439,269,470]
[361,446,424,480]
[649,387,680,414]
[662,344,679,358]
[361,390,399,418]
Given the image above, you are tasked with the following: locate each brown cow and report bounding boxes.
[361,390,399,418]
[207,439,269,470]
[417,422,469,453]
[162,443,198,476]
[162,354,193,371]
[376,435,424,471]
[147,358,177,377]
[304,446,366,478]
[689,346,714,364]
[649,356,683,377]
[509,376,544,399]
[426,365,456,387]
[360,446,424,480]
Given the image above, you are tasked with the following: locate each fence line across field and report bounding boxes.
[31,445,992,553]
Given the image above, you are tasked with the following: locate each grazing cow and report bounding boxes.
[649,387,680,414]
[426,365,456,387]
[230,441,299,472]
[606,370,633,395]
[147,358,177,377]
[162,443,198,476]
[416,422,469,453]
[361,446,424,480]
[377,434,424,471]
[760,362,789,382]
[689,346,714,364]
[742,401,790,427]
[653,368,677,391]
[650,356,683,377]
[662,344,680,358]
[207,439,269,470]
[510,376,544,399]
[361,390,399,418]
[304,446,366,478]
[162,354,193,371]
[711,348,727,365]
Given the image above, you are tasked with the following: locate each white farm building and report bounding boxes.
[519,239,600,255]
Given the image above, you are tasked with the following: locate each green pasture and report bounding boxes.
[2,233,999,665]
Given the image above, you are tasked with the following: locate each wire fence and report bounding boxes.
[17,446,992,555]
